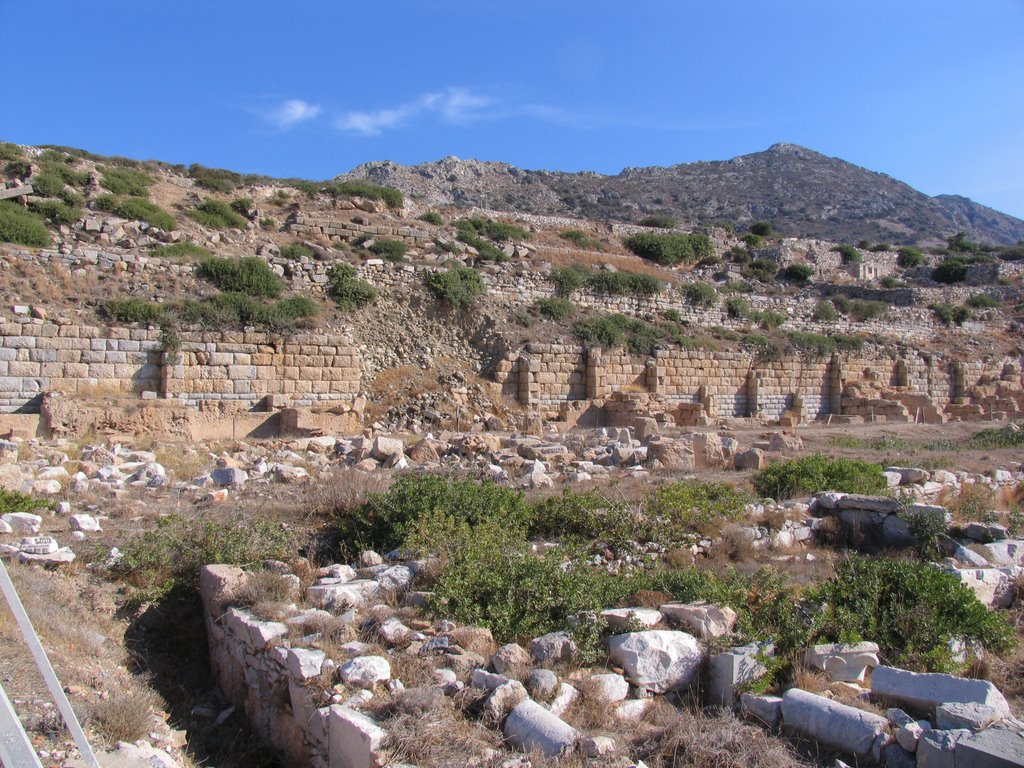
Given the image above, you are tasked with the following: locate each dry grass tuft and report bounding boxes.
[563,676,616,731]
[88,687,160,745]
[941,482,997,523]
[377,686,500,767]
[632,702,805,768]
[307,467,394,519]
[709,524,759,564]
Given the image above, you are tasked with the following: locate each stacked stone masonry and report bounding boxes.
[0,316,360,413]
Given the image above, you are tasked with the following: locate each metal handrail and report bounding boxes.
[0,559,99,768]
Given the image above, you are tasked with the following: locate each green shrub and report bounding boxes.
[177,292,316,330]
[833,244,861,264]
[813,299,838,322]
[196,256,282,297]
[100,166,153,197]
[638,214,677,229]
[150,242,210,259]
[93,195,177,231]
[969,423,1024,449]
[741,233,764,248]
[725,296,749,319]
[753,455,887,499]
[425,266,485,307]
[0,201,51,247]
[966,293,999,309]
[782,263,813,281]
[0,489,51,516]
[933,258,968,284]
[549,266,589,297]
[527,490,628,544]
[280,243,315,260]
[231,197,253,217]
[368,239,407,261]
[455,229,506,262]
[947,232,977,254]
[647,481,753,539]
[27,199,81,226]
[188,164,240,192]
[326,263,377,311]
[848,299,887,322]
[624,232,712,266]
[187,198,248,229]
[4,159,31,178]
[585,270,664,297]
[813,557,1014,670]
[293,179,403,209]
[786,331,862,357]
[535,297,575,320]
[749,221,772,236]
[751,310,786,330]
[683,282,718,307]
[880,276,907,289]
[929,302,971,326]
[897,247,925,268]
[744,258,779,282]
[456,217,529,242]
[559,229,602,250]
[573,314,663,355]
[115,513,293,604]
[101,298,165,324]
[831,294,852,314]
[419,211,443,226]
[340,474,529,556]
[30,171,67,198]
[0,143,23,162]
[44,161,91,189]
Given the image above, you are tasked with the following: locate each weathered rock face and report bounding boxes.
[607,630,705,693]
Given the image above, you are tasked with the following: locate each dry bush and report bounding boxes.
[449,627,497,658]
[709,525,758,564]
[155,445,209,481]
[374,686,502,766]
[307,466,394,519]
[632,702,805,768]
[792,664,829,696]
[236,570,294,607]
[386,653,440,689]
[942,483,997,523]
[88,687,160,745]
[563,676,616,731]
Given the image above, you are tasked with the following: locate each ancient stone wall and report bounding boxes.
[0,314,360,413]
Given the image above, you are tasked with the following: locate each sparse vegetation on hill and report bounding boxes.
[753,454,887,499]
[624,231,713,266]
[425,265,486,306]
[100,166,153,197]
[197,256,283,297]
[93,194,177,230]
[327,263,377,310]
[0,201,51,246]
[187,198,248,229]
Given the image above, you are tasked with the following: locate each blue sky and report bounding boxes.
[4,0,1023,218]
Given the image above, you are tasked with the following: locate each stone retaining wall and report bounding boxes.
[0,316,360,413]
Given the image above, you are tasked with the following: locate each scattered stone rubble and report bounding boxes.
[200,552,1024,768]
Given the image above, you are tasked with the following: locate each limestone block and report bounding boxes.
[781,688,889,758]
[607,630,705,693]
[328,706,386,768]
[804,642,880,683]
[504,699,579,757]
[529,631,578,664]
[659,602,737,639]
[935,702,1003,730]
[588,673,629,703]
[871,666,1011,719]
[952,729,1024,767]
[2,512,42,533]
[708,644,771,708]
[199,564,247,615]
[287,648,327,681]
[490,643,531,675]
[339,656,391,688]
[741,693,783,729]
[600,607,663,630]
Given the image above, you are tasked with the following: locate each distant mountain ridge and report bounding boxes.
[341,143,1024,246]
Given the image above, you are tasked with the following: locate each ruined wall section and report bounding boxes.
[0,315,360,413]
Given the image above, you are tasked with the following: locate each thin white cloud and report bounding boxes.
[335,87,493,136]
[267,99,322,129]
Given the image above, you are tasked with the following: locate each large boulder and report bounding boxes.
[529,631,578,664]
[659,602,737,640]
[645,437,694,469]
[607,630,705,693]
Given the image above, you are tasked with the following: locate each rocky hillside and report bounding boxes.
[343,143,1024,247]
